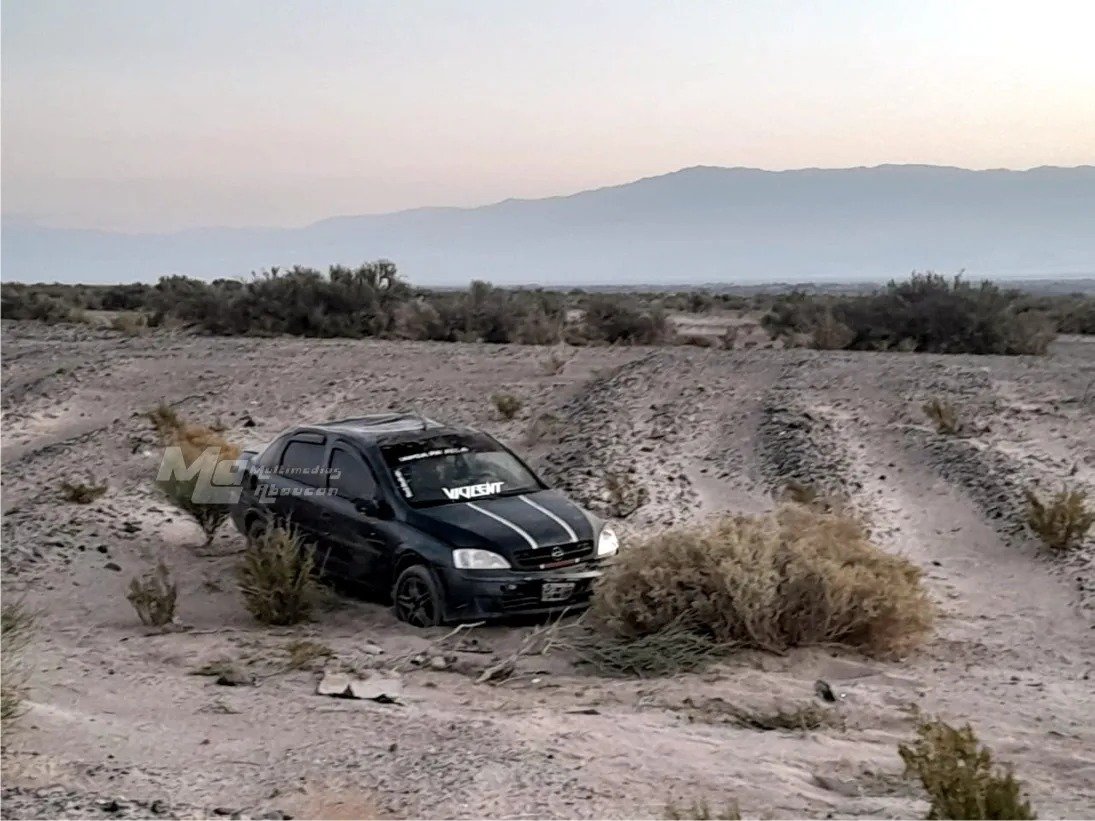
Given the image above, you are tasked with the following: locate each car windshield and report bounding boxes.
[380,432,542,508]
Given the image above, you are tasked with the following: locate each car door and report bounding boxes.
[264,434,328,552]
[320,444,390,589]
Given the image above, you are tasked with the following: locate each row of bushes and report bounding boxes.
[5,265,1094,353]
[762,273,1066,354]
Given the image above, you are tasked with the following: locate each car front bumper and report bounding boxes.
[437,562,604,621]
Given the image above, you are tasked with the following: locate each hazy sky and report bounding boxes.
[3,0,1094,232]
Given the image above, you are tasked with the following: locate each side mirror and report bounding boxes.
[354,498,393,519]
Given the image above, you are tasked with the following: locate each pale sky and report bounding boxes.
[2,0,1094,232]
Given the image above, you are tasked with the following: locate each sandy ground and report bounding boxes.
[1,320,1094,819]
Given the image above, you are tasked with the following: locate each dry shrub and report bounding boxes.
[779,480,845,513]
[721,702,841,733]
[564,618,726,678]
[605,471,649,518]
[491,392,523,420]
[284,639,334,670]
[59,479,107,504]
[542,348,569,375]
[922,398,962,434]
[899,717,1035,820]
[237,525,317,626]
[526,412,560,446]
[591,504,933,656]
[811,311,856,350]
[110,311,148,335]
[126,560,177,627]
[1,600,35,725]
[1024,485,1094,551]
[149,404,241,545]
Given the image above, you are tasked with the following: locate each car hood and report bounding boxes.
[406,489,598,558]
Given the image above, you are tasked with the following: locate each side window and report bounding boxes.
[329,448,378,501]
[279,440,325,488]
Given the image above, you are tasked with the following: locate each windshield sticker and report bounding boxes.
[393,468,414,498]
[443,481,503,501]
[397,446,469,463]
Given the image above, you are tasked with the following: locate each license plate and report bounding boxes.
[541,582,576,602]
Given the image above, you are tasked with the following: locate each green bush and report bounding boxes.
[899,718,1035,820]
[763,273,1058,355]
[1024,485,1094,551]
[237,524,317,626]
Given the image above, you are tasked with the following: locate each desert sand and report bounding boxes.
[2,320,1093,819]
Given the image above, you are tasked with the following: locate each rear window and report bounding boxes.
[380,433,541,508]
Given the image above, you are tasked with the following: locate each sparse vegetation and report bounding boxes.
[542,347,569,375]
[126,560,178,627]
[110,311,148,335]
[763,273,1058,355]
[283,639,334,670]
[1024,486,1094,551]
[604,471,649,518]
[237,525,317,626]
[59,479,108,504]
[150,404,240,545]
[1,599,35,725]
[899,717,1036,820]
[779,480,844,512]
[922,398,962,435]
[721,702,841,733]
[563,618,726,678]
[491,392,524,420]
[592,504,933,656]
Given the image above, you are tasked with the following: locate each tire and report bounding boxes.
[392,565,444,628]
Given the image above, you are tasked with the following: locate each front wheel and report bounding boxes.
[392,565,443,628]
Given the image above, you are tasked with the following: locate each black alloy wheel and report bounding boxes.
[393,565,443,628]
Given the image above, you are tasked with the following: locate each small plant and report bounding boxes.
[1,600,35,725]
[491,392,523,420]
[59,479,108,504]
[110,312,148,335]
[525,412,560,446]
[146,401,182,438]
[542,348,569,375]
[605,471,649,518]
[665,799,741,820]
[922,397,962,434]
[898,717,1035,820]
[811,311,856,350]
[283,639,334,670]
[237,525,317,626]
[723,702,841,733]
[126,560,177,627]
[779,480,843,513]
[1024,485,1094,551]
[157,474,232,545]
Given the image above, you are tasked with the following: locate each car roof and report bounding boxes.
[295,413,478,445]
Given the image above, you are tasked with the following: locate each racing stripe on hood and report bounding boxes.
[519,495,578,542]
[465,502,539,549]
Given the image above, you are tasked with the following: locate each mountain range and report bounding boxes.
[3,164,1094,285]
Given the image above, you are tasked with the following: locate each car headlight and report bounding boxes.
[452,548,511,570]
[596,526,619,557]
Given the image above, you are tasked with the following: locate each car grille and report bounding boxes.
[512,540,594,570]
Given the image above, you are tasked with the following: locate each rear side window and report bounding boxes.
[279,440,326,487]
[328,448,378,500]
